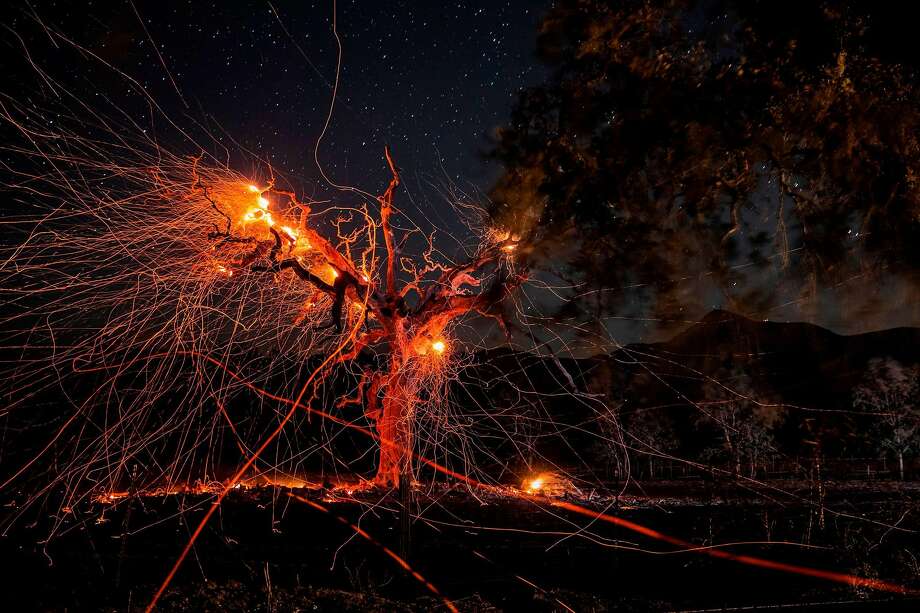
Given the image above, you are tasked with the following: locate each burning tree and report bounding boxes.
[0,93,526,506]
[193,148,524,486]
[0,1,537,523]
[0,7,916,606]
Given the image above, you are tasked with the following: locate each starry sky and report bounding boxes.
[5,0,549,225]
[0,0,566,349]
[5,1,919,350]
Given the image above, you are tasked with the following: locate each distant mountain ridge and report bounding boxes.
[659,309,920,363]
[625,309,920,404]
[463,310,920,475]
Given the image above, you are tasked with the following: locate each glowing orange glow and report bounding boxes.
[9,111,899,612]
[521,472,573,497]
[93,475,316,505]
[112,348,911,609]
[413,336,448,357]
[243,208,275,228]
[280,225,298,241]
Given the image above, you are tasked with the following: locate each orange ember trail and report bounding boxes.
[7,7,913,610]
[138,350,911,610]
[145,289,371,612]
[289,493,459,612]
[413,460,913,595]
[470,549,575,612]
[549,499,912,595]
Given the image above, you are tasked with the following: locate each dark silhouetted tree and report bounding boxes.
[853,358,920,480]
[490,0,920,332]
[696,366,781,477]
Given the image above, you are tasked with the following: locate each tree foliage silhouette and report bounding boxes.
[490,0,920,329]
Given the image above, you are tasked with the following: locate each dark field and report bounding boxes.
[3,480,919,612]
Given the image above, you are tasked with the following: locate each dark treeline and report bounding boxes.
[4,310,917,505]
[461,310,920,484]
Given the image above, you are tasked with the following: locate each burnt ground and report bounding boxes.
[2,480,920,612]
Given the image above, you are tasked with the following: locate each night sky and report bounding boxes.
[7,1,916,344]
[5,0,548,228]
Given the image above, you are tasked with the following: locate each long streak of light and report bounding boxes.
[289,493,459,612]
[143,350,913,607]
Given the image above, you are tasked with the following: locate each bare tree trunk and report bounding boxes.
[375,409,403,487]
[813,447,825,530]
[899,451,905,481]
[374,376,415,562]
[723,429,740,476]
[375,390,411,487]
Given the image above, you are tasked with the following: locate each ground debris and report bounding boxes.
[153,580,448,612]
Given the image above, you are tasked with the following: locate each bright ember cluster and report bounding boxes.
[0,79,525,525]
[192,147,525,486]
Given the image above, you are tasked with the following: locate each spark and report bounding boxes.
[289,493,459,612]
[1,20,912,613]
[280,225,298,242]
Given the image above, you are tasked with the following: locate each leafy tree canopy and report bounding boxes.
[490,0,920,334]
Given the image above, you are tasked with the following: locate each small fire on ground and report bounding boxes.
[522,472,576,497]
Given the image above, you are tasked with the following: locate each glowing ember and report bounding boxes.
[280,225,299,242]
[2,8,912,611]
[0,91,530,604]
[521,472,576,497]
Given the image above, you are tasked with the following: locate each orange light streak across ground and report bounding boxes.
[135,349,913,610]
[288,493,458,612]
[145,287,373,612]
